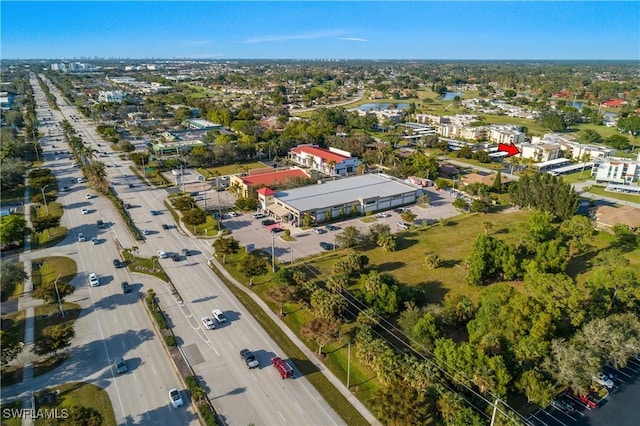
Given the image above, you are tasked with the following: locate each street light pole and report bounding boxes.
[41,184,50,215]
[53,274,64,318]
[271,232,276,272]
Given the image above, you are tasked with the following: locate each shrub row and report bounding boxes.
[106,186,143,241]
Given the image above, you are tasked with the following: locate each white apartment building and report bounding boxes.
[438,124,485,140]
[520,142,562,162]
[592,155,640,185]
[486,124,526,145]
[98,90,125,103]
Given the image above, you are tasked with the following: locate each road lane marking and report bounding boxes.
[151,365,157,375]
[277,411,287,423]
[133,372,137,382]
[294,403,304,414]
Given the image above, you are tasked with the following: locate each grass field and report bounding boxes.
[31,256,78,298]
[34,302,82,342]
[194,215,220,237]
[31,226,67,249]
[198,161,268,178]
[35,382,116,426]
[587,185,640,204]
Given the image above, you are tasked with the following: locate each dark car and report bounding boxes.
[262,219,276,226]
[171,254,180,262]
[97,219,106,229]
[121,281,131,294]
[128,183,135,188]
[181,249,191,256]
[113,259,123,268]
[124,203,132,209]
[270,227,284,233]
[325,224,338,231]
[150,210,159,216]
[240,349,259,369]
[320,242,333,250]
[162,224,170,230]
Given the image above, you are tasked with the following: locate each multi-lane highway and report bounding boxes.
[37,75,345,425]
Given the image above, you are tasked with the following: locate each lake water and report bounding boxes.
[441,92,463,100]
[358,103,410,111]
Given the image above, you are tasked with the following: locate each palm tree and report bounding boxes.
[482,221,493,235]
[578,152,591,179]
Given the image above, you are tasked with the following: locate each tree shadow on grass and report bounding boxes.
[376,261,406,273]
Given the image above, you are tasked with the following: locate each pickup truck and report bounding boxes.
[271,357,293,379]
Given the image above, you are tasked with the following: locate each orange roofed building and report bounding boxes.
[229,168,309,198]
[289,144,361,176]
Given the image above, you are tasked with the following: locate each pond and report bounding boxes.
[358,103,410,111]
[441,92,463,101]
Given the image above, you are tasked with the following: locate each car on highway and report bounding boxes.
[171,254,180,262]
[114,357,128,374]
[157,250,167,259]
[162,224,170,230]
[113,259,123,268]
[142,229,150,236]
[181,248,191,257]
[150,210,159,216]
[212,309,227,323]
[77,233,86,242]
[81,207,89,214]
[319,242,333,250]
[121,281,131,294]
[85,193,93,199]
[593,372,615,389]
[252,212,265,219]
[261,219,276,226]
[88,273,99,287]
[312,227,325,234]
[550,397,575,413]
[169,389,184,408]
[240,349,259,369]
[91,236,98,245]
[201,317,215,330]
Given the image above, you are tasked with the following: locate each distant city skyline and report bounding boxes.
[2,1,639,61]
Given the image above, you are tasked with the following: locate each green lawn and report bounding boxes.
[123,254,169,282]
[194,215,220,237]
[31,226,67,250]
[198,161,268,178]
[34,302,82,342]
[35,382,116,426]
[30,202,64,219]
[31,256,78,298]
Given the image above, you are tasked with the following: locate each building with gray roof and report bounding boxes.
[268,173,421,225]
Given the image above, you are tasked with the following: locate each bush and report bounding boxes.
[153,310,168,329]
[164,335,176,346]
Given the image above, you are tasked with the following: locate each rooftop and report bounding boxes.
[291,145,350,163]
[275,173,419,212]
[241,169,308,187]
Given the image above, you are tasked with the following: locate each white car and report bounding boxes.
[81,207,89,214]
[312,227,325,234]
[85,194,93,199]
[397,222,411,230]
[88,273,99,287]
[593,372,614,389]
[212,309,227,323]
[201,317,215,330]
[227,211,238,217]
[375,212,390,218]
[91,236,98,245]
[142,229,150,236]
[168,389,183,408]
[157,250,167,259]
[252,212,265,219]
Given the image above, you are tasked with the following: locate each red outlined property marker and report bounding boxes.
[497,143,520,157]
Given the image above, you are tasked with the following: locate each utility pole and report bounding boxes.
[271,232,276,272]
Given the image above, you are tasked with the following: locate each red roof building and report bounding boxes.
[289,144,361,176]
[230,168,309,198]
[602,99,627,108]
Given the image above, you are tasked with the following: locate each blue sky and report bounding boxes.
[2,1,639,60]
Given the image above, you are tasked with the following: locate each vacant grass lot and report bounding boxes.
[198,161,267,178]
[35,382,116,426]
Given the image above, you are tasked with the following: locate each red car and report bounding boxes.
[567,387,598,409]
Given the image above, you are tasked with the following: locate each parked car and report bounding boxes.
[121,281,131,294]
[270,227,284,233]
[227,211,238,217]
[212,309,227,323]
[325,224,338,231]
[168,389,184,408]
[397,222,411,230]
[114,357,128,374]
[550,398,575,414]
[319,242,333,250]
[261,219,276,226]
[593,372,615,389]
[88,273,99,287]
[201,317,215,330]
[252,212,265,219]
[312,228,325,234]
[240,349,259,369]
[375,212,390,218]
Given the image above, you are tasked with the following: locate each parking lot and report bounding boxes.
[215,187,461,263]
[526,357,640,426]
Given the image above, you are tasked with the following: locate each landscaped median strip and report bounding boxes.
[206,258,375,426]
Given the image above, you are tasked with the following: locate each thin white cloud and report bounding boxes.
[338,37,368,42]
[181,40,211,46]
[245,29,348,43]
